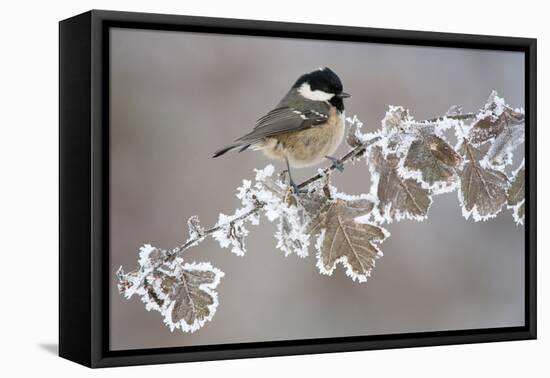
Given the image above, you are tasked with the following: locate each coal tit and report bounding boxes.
[213,67,351,192]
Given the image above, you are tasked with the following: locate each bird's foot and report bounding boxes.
[290,182,305,195]
[325,156,344,172]
[288,177,307,195]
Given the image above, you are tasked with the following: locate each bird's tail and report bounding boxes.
[212,142,251,158]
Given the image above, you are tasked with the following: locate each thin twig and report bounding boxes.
[170,204,264,258]
[422,113,478,123]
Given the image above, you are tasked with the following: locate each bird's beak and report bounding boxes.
[337,92,351,98]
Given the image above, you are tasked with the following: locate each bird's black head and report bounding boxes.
[292,67,350,111]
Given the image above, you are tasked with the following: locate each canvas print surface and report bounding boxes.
[110,28,525,351]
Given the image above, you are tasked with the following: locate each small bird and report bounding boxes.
[213,67,351,192]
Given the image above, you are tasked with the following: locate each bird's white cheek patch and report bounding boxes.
[298,83,334,101]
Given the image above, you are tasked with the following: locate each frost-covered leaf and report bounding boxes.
[514,202,525,225]
[484,120,525,167]
[507,160,525,225]
[308,198,388,282]
[469,110,524,145]
[163,263,222,330]
[275,211,309,257]
[346,115,366,148]
[378,106,417,157]
[300,190,331,218]
[403,133,462,191]
[186,215,204,241]
[211,175,263,256]
[273,191,318,258]
[457,142,509,221]
[345,115,379,163]
[117,244,224,333]
[334,194,375,214]
[212,213,251,256]
[469,113,505,145]
[235,165,314,257]
[306,193,372,234]
[467,92,525,167]
[367,146,432,223]
[468,91,521,141]
[382,106,412,132]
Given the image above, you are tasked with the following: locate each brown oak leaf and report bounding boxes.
[469,110,524,145]
[467,95,525,166]
[117,245,224,333]
[163,266,220,328]
[308,198,388,282]
[458,142,509,221]
[369,146,432,222]
[403,133,462,190]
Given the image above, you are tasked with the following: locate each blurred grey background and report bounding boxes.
[109,28,525,351]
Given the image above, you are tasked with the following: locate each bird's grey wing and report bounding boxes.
[236,106,329,142]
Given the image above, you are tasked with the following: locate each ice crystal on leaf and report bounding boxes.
[507,160,525,225]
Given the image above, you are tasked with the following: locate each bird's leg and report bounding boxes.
[285,157,303,194]
[325,155,344,172]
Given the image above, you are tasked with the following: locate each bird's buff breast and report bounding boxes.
[261,108,345,168]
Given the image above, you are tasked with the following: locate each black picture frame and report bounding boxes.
[59,9,537,368]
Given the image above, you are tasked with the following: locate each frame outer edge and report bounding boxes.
[90,10,108,368]
[59,11,93,367]
[527,38,537,339]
